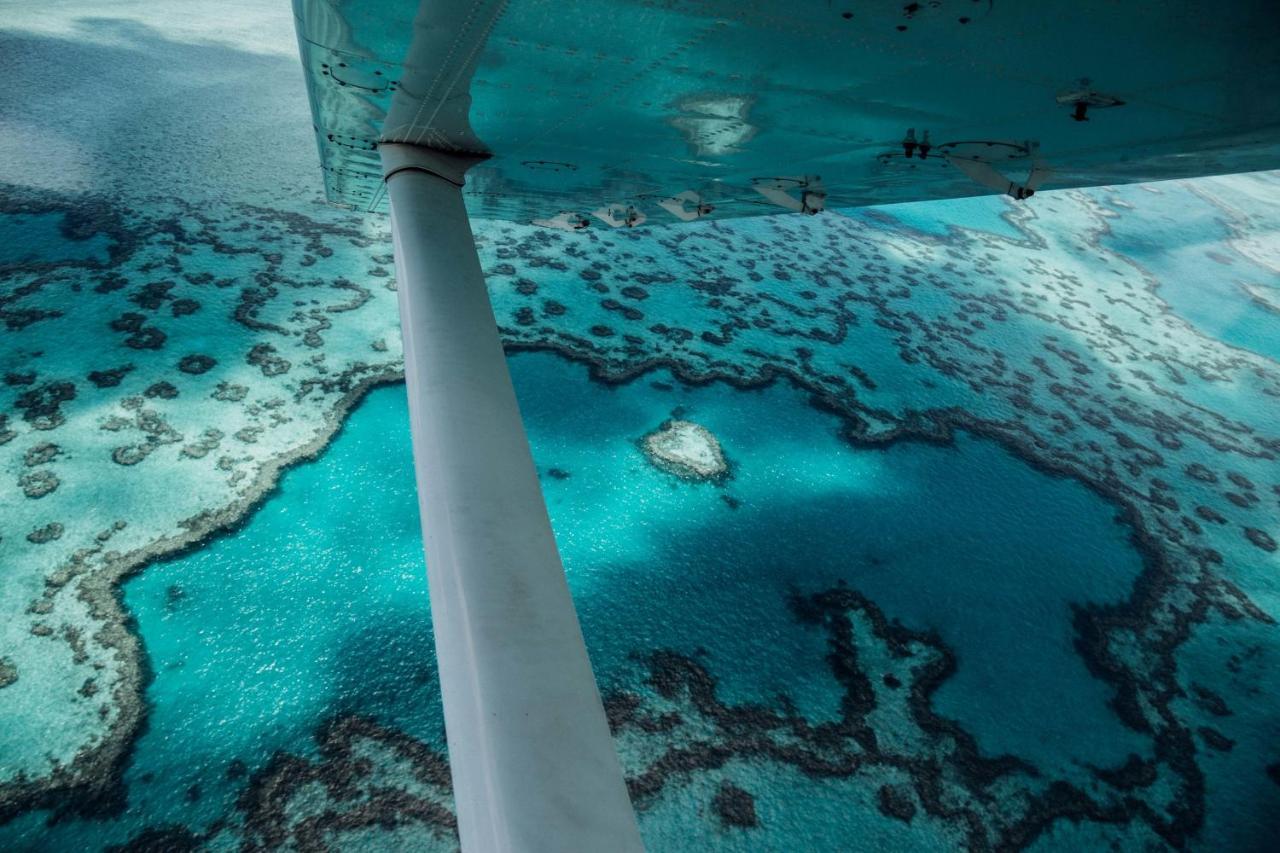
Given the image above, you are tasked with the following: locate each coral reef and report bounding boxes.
[3,161,1279,849]
[641,418,729,482]
[0,187,403,822]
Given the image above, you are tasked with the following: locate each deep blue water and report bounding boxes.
[519,354,1148,779]
[2,350,1152,849]
[0,212,111,267]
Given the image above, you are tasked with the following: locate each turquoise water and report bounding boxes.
[3,170,1279,848]
[852,195,1029,242]
[0,351,1151,849]
[2,385,436,849]
[1174,611,1280,853]
[520,355,1148,777]
[1099,181,1280,364]
[0,211,112,267]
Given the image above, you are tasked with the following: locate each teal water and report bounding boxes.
[1099,181,1280,364]
[851,195,1028,242]
[1,351,1150,849]
[0,212,112,268]
[1174,611,1280,853]
[519,354,1148,778]
[3,168,1278,848]
[2,386,436,849]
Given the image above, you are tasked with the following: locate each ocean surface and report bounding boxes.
[2,2,1279,851]
[0,352,1154,850]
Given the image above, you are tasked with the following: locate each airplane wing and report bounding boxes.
[293,0,1280,221]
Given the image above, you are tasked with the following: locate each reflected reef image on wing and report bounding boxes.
[1,1,1279,852]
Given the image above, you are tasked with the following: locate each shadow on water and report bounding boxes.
[327,609,446,745]
[570,465,1151,777]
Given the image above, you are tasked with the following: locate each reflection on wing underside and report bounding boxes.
[877,138,1050,201]
[655,191,716,221]
[592,203,646,228]
[1056,78,1126,122]
[752,176,826,214]
[947,157,1052,200]
[940,141,1049,201]
[532,211,592,231]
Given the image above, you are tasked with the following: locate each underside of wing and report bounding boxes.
[293,0,1280,222]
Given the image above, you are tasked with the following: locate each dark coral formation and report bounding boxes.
[87,366,134,388]
[246,343,290,377]
[14,380,76,430]
[26,522,64,544]
[18,469,59,499]
[236,715,456,850]
[171,298,200,318]
[877,784,917,823]
[711,781,758,828]
[1244,527,1276,552]
[143,382,178,400]
[105,825,202,853]
[606,584,1183,850]
[1197,727,1234,752]
[0,659,16,690]
[109,313,166,350]
[177,355,216,375]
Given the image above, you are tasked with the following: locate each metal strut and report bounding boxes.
[380,142,643,853]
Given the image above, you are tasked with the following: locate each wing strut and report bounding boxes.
[381,142,644,853]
